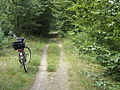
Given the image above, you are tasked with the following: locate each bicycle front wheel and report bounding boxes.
[24,46,31,64]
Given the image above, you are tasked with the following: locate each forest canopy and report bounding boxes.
[0,0,53,36]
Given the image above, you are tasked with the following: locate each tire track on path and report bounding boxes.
[46,43,68,90]
[31,40,68,90]
[31,44,49,90]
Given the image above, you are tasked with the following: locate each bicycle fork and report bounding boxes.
[18,49,28,73]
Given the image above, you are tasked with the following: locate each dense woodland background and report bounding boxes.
[0,0,120,89]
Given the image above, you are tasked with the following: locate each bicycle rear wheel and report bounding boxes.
[24,46,31,64]
[22,58,27,73]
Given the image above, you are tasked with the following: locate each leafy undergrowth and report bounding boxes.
[47,40,60,72]
[63,39,120,90]
[0,36,47,90]
[63,39,104,90]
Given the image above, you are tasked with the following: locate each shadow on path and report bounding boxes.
[46,32,59,38]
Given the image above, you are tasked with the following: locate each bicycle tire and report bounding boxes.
[22,59,27,73]
[24,46,31,64]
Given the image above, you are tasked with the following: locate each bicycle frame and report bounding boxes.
[18,49,24,64]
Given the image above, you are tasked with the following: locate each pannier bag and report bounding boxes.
[13,42,25,50]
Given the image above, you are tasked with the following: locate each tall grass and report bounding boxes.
[0,36,47,90]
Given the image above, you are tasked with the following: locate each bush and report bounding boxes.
[56,0,120,81]
[0,29,5,46]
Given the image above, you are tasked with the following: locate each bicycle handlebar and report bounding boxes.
[8,31,25,42]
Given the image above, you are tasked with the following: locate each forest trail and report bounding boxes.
[31,44,49,90]
[31,36,68,90]
[46,43,68,90]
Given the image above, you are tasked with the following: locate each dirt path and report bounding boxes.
[31,41,68,90]
[46,43,68,90]
[31,44,49,90]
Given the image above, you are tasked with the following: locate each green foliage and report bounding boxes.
[0,0,54,36]
[54,0,120,83]
[0,0,120,87]
[0,29,8,48]
[0,30,5,46]
[81,71,120,90]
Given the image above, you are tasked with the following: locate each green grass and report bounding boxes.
[0,36,47,90]
[62,39,102,90]
[47,43,60,72]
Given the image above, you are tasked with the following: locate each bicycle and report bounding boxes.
[12,35,31,73]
